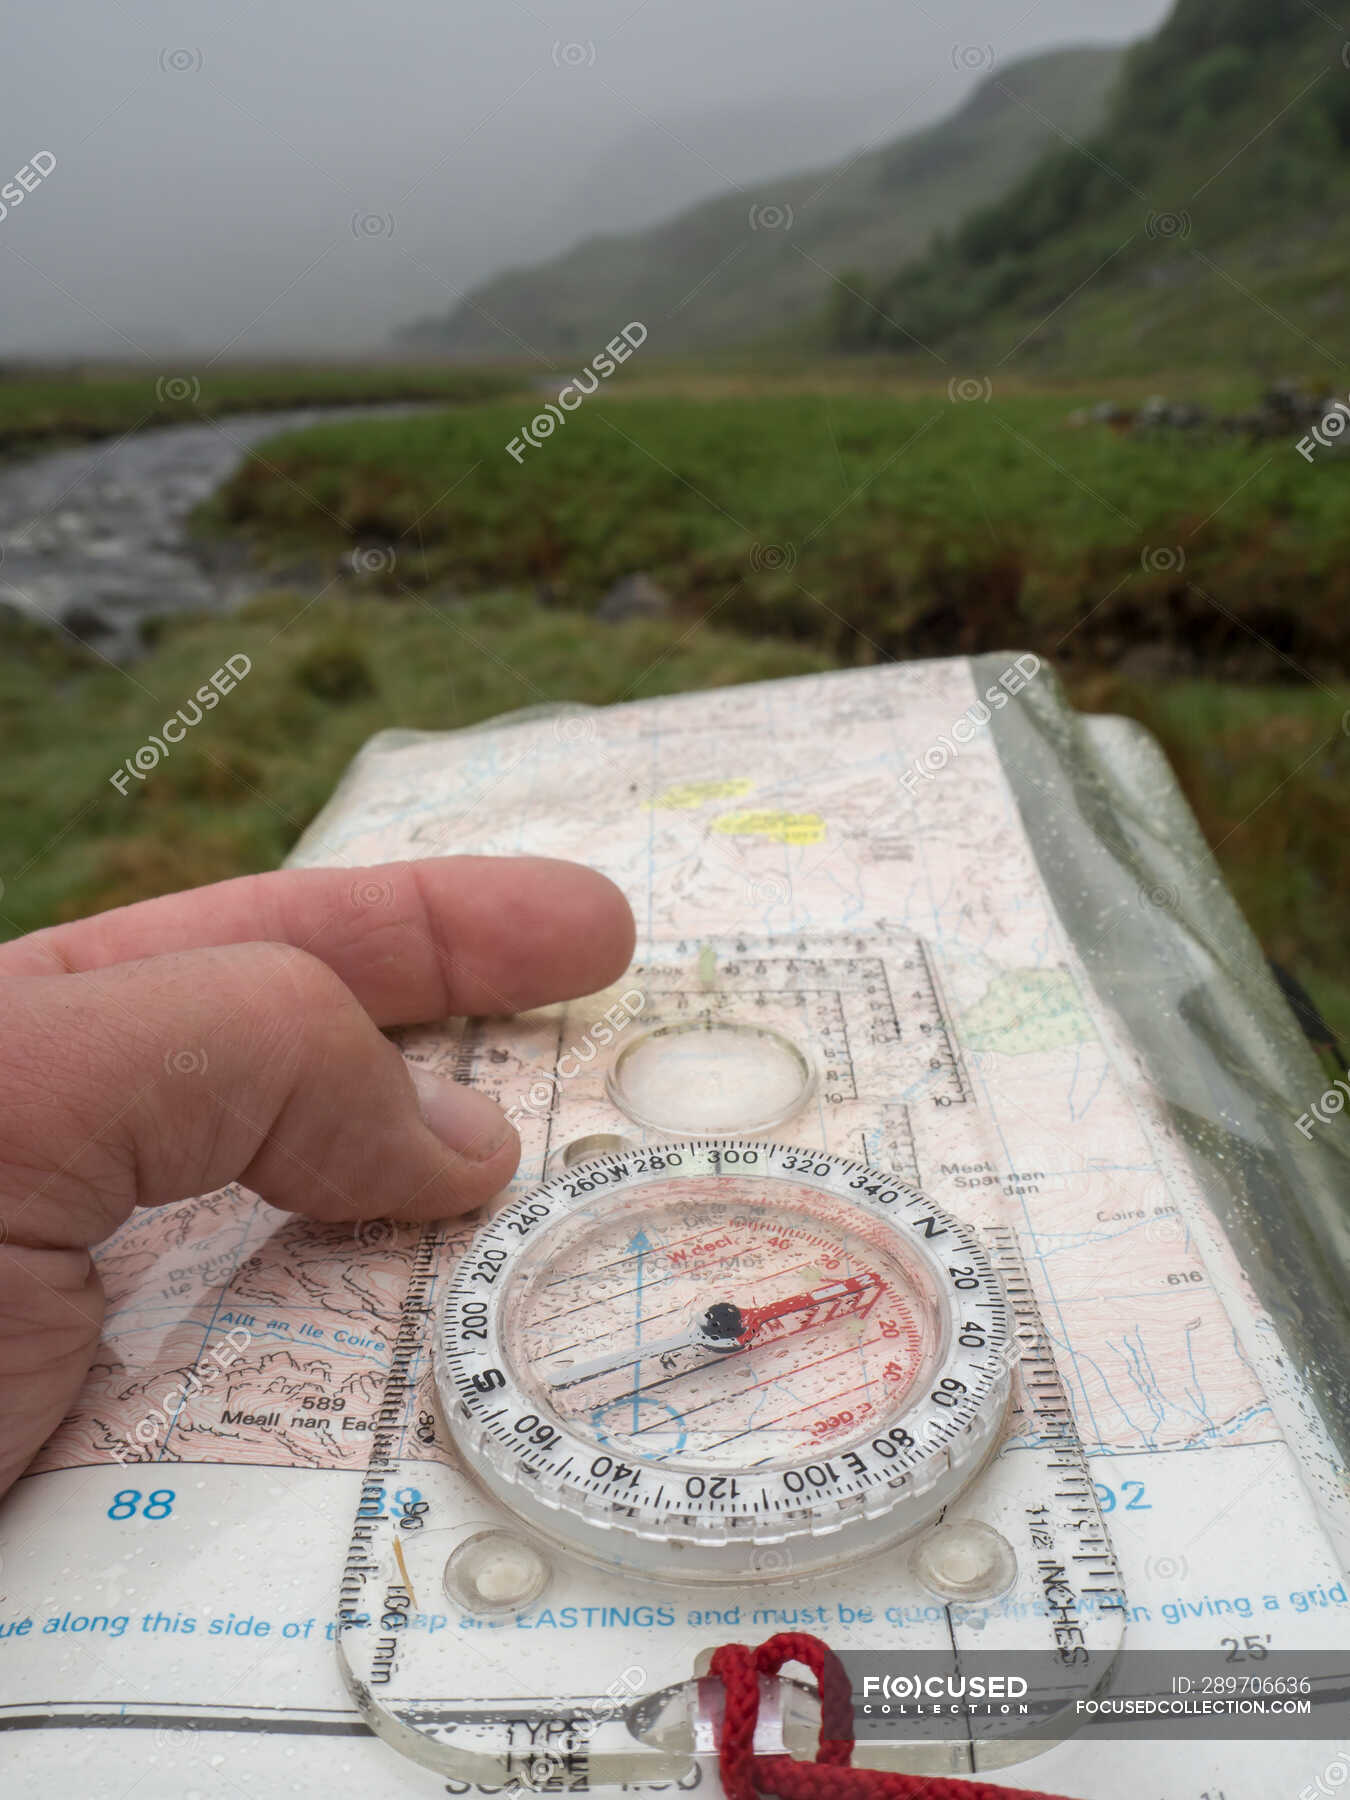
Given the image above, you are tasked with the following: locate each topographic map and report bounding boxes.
[38,660,1271,1474]
[7,657,1346,1800]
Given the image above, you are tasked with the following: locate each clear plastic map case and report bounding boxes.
[322,659,1347,1785]
[8,656,1345,1800]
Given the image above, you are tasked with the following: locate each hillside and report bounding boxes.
[553,83,965,241]
[400,46,1125,359]
[835,0,1350,371]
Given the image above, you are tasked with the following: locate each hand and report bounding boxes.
[0,856,634,1496]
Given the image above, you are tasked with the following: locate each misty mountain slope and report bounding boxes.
[400,45,1125,358]
[558,83,964,239]
[838,0,1350,371]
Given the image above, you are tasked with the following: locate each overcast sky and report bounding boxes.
[2,0,1173,359]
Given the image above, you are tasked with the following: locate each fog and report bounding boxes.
[2,0,1173,360]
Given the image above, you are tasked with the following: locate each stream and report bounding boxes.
[0,405,413,663]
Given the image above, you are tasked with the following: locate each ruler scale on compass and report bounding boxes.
[636,931,971,1114]
[396,929,978,1197]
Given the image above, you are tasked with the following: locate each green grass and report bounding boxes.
[5,371,1348,1055]
[205,389,1350,670]
[844,1,1350,373]
[0,592,832,934]
[1,589,1344,1048]
[196,382,1350,1045]
[0,362,524,454]
[1068,670,1350,1043]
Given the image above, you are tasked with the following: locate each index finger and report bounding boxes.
[0,857,636,1023]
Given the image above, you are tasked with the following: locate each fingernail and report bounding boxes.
[410,1065,515,1162]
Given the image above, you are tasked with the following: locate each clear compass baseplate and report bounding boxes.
[336,996,1126,1784]
[437,1140,1012,1583]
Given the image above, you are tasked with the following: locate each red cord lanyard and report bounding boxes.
[708,1633,1078,1800]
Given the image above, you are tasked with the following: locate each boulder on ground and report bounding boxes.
[596,572,671,624]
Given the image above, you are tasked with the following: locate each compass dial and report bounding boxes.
[517,1190,930,1468]
[437,1142,1010,1582]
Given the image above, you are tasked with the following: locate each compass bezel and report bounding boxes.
[436,1140,1012,1582]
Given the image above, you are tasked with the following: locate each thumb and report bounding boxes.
[0,941,519,1490]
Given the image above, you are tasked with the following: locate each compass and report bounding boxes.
[435,1140,1012,1582]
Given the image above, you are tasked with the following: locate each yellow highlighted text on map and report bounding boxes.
[711,810,827,845]
[652,778,754,809]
